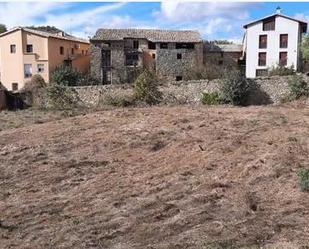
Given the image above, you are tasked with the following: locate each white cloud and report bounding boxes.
[0,2,66,28]
[154,2,259,40]
[0,2,259,41]
[0,2,127,38]
[43,3,126,36]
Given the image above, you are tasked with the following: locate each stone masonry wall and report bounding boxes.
[73,75,305,107]
[156,43,203,81]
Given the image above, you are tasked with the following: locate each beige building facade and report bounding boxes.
[0,27,90,91]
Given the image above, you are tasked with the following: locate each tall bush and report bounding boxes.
[51,65,83,86]
[46,84,81,110]
[288,74,309,100]
[221,70,251,106]
[133,69,162,105]
[22,74,47,108]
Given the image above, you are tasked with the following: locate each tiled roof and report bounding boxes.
[91,28,202,43]
[204,43,243,52]
[243,13,308,29]
[0,27,89,44]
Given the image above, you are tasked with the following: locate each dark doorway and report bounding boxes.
[102,50,112,84]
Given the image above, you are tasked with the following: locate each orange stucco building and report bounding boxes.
[0,27,90,91]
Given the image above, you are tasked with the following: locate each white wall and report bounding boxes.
[246,16,301,78]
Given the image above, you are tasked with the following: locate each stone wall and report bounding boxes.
[156,43,203,81]
[73,75,303,107]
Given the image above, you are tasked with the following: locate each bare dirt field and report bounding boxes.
[0,103,309,249]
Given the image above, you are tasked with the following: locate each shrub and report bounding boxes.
[99,94,135,107]
[201,92,221,105]
[298,168,309,192]
[51,65,83,86]
[79,74,101,86]
[288,74,309,100]
[133,69,162,105]
[46,84,81,110]
[268,65,295,76]
[220,70,251,106]
[22,74,47,108]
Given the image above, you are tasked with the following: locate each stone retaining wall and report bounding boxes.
[73,75,305,107]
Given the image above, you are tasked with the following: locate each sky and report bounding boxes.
[0,2,309,43]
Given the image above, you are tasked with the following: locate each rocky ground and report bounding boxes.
[0,103,309,249]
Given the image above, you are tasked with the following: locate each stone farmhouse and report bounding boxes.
[90,29,203,84]
[243,9,308,78]
[0,27,90,91]
[203,42,243,69]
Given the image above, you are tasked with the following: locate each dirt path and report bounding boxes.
[0,105,309,249]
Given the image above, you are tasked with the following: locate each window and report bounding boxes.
[279,52,287,66]
[126,52,139,66]
[176,43,194,49]
[176,76,183,81]
[263,17,275,31]
[259,35,267,49]
[60,46,64,55]
[10,44,16,53]
[26,44,33,53]
[82,50,84,55]
[148,42,156,50]
[24,64,32,78]
[12,83,18,91]
[258,52,266,66]
[37,64,44,73]
[152,54,156,59]
[280,34,288,48]
[218,60,223,65]
[256,69,268,77]
[133,40,139,49]
[160,43,168,49]
[71,48,74,55]
[177,53,182,59]
[220,52,224,58]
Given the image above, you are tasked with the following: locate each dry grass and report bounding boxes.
[0,104,309,248]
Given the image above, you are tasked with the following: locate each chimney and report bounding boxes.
[276,6,282,14]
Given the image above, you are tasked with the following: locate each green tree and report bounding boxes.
[0,24,7,34]
[301,34,309,61]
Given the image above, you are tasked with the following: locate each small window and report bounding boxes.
[177,53,182,59]
[26,44,33,53]
[60,46,64,55]
[259,35,267,49]
[24,64,32,78]
[258,52,266,66]
[176,76,183,81]
[152,54,156,59]
[71,48,74,55]
[133,40,139,49]
[279,52,287,66]
[220,52,224,58]
[280,34,288,48]
[12,83,18,91]
[37,64,44,73]
[82,50,84,55]
[148,42,156,50]
[218,60,223,65]
[263,18,275,31]
[160,43,168,49]
[10,44,16,53]
[126,52,139,66]
[256,69,268,77]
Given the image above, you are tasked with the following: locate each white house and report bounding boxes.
[243,9,307,78]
